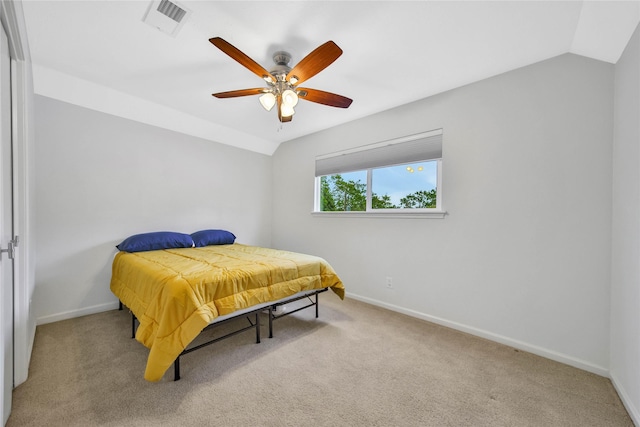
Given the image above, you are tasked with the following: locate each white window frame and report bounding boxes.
[313,130,447,218]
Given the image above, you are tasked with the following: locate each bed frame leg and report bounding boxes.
[119,301,123,311]
[268,306,274,338]
[131,313,134,338]
[255,312,261,343]
[315,292,319,318]
[174,357,180,381]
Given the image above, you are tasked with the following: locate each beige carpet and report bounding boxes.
[6,295,633,426]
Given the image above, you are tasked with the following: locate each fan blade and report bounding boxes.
[209,37,275,84]
[297,88,353,108]
[286,41,343,85]
[212,88,267,99]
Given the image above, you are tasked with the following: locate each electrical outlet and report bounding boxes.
[386,276,393,289]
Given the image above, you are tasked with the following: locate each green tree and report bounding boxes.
[321,174,366,211]
[322,175,436,211]
[331,174,366,211]
[399,189,437,208]
[372,193,397,209]
[320,176,336,211]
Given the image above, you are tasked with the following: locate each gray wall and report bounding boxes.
[34,96,273,322]
[272,53,614,374]
[611,23,640,424]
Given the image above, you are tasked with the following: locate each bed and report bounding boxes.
[110,231,345,382]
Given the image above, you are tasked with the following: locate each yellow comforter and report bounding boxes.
[110,244,345,381]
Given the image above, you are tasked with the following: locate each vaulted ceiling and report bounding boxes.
[21,1,640,155]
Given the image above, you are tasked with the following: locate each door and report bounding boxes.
[0,20,14,426]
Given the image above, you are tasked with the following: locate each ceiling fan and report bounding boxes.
[209,37,353,123]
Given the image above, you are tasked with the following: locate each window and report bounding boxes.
[314,129,444,217]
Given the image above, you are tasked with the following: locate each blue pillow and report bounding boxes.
[116,231,194,253]
[191,229,236,247]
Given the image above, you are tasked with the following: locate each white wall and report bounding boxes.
[272,53,614,374]
[33,96,272,323]
[611,23,640,424]
[27,33,640,420]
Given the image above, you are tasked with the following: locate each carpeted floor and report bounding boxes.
[6,295,633,426]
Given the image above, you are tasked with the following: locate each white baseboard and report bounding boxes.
[346,292,609,377]
[34,293,612,380]
[36,301,120,325]
[611,372,640,427]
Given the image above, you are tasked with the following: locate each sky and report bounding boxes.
[340,160,437,206]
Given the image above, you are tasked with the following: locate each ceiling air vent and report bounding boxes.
[142,0,191,37]
[157,0,187,22]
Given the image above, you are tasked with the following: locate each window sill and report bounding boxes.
[311,210,447,219]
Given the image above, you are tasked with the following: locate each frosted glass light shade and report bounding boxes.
[259,93,276,111]
[281,104,295,117]
[281,89,299,107]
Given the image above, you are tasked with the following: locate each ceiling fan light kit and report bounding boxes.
[259,93,276,111]
[210,37,353,123]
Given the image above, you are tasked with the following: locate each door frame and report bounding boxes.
[0,18,14,426]
[0,0,35,397]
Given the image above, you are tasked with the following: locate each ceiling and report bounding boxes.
[20,1,640,155]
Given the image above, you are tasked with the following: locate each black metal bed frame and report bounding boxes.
[119,287,329,381]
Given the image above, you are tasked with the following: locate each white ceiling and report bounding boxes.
[20,0,640,155]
